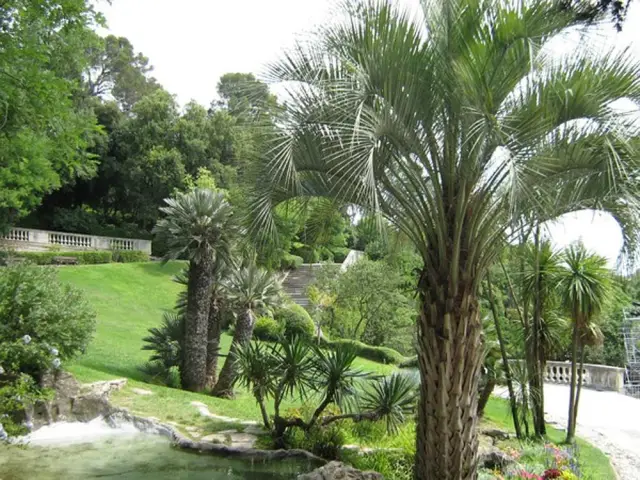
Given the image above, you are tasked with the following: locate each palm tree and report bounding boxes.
[205,257,231,389]
[154,189,236,392]
[250,1,640,476]
[559,244,611,443]
[212,264,284,397]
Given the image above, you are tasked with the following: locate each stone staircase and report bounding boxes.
[281,264,319,308]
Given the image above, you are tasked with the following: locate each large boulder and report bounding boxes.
[29,371,126,430]
[297,461,383,480]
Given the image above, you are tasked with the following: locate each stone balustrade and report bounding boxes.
[1,227,152,255]
[544,360,625,393]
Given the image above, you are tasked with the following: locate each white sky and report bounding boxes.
[97,0,640,268]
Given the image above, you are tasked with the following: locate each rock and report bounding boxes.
[296,461,383,480]
[479,448,514,470]
[131,388,153,396]
[481,428,511,442]
[0,423,7,441]
[201,431,258,449]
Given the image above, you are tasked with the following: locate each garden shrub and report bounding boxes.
[274,304,315,340]
[399,355,418,369]
[324,338,407,365]
[280,253,303,270]
[344,449,414,480]
[331,247,350,264]
[141,312,183,385]
[253,316,284,342]
[0,264,95,433]
[292,245,319,264]
[9,251,112,265]
[111,250,149,263]
[285,422,346,460]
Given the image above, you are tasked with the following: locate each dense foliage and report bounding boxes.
[0,264,95,434]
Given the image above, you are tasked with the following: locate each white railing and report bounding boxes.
[0,228,152,255]
[544,360,625,393]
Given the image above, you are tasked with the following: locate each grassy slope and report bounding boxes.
[57,262,394,425]
[57,262,614,478]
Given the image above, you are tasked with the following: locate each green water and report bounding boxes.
[0,435,318,479]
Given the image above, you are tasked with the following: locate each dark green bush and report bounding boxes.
[0,264,96,433]
[253,316,284,342]
[280,253,304,270]
[112,250,149,263]
[344,449,414,480]
[285,423,346,460]
[331,247,350,264]
[9,251,112,265]
[292,245,319,264]
[274,304,315,340]
[324,339,407,365]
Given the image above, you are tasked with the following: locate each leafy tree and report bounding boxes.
[0,0,102,230]
[86,35,160,110]
[250,1,640,476]
[559,244,612,443]
[212,264,284,397]
[153,189,236,392]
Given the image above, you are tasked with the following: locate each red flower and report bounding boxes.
[543,469,563,479]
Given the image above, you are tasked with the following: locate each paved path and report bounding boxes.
[496,384,640,480]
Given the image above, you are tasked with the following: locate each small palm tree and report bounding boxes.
[212,264,284,397]
[559,244,611,443]
[153,188,236,392]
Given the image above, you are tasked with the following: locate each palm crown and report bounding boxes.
[154,188,236,265]
[225,264,284,311]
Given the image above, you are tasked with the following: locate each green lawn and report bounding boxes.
[57,261,394,427]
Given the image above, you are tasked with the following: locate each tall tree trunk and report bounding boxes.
[205,293,221,390]
[477,375,496,418]
[212,308,255,398]
[566,319,580,443]
[181,260,213,392]
[529,224,546,437]
[485,273,522,438]
[571,344,586,440]
[415,287,483,480]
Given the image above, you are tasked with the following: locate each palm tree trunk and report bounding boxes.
[566,319,580,443]
[571,344,586,440]
[181,260,213,392]
[485,273,522,438]
[205,294,221,390]
[212,308,255,398]
[530,225,546,437]
[477,376,496,418]
[415,289,483,480]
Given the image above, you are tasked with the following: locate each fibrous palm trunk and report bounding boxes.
[181,259,214,392]
[566,319,580,443]
[212,308,255,398]
[205,294,221,390]
[415,285,483,480]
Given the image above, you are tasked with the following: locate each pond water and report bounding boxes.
[0,434,317,480]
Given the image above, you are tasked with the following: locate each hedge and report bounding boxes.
[399,355,418,369]
[274,304,316,340]
[0,250,149,265]
[253,316,284,342]
[331,247,350,264]
[280,253,304,270]
[323,338,408,365]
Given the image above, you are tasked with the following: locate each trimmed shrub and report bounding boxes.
[112,250,149,263]
[331,247,350,264]
[399,355,418,369]
[253,316,284,342]
[324,338,407,365]
[280,253,303,270]
[7,251,112,265]
[292,245,319,264]
[274,304,315,340]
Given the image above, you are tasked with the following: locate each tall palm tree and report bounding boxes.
[559,244,611,443]
[212,264,284,397]
[205,257,231,389]
[250,1,640,476]
[154,189,236,392]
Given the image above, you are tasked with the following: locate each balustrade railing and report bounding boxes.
[0,228,151,254]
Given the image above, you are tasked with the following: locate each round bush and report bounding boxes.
[253,316,284,342]
[274,304,315,340]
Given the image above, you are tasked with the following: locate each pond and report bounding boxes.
[0,433,318,480]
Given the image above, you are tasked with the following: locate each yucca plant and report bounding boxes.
[250,0,640,476]
[359,373,418,434]
[559,244,611,442]
[153,188,236,392]
[212,263,284,397]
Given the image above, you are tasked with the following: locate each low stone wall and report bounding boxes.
[544,360,625,392]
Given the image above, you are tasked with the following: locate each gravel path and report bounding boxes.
[496,384,640,480]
